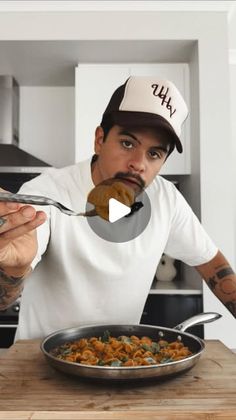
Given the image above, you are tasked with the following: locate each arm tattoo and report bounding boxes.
[0,269,24,310]
[225,300,236,316]
[216,267,234,279]
[0,269,25,286]
[207,276,217,292]
[205,264,236,318]
[218,279,236,295]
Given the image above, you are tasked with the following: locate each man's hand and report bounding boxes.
[0,188,47,278]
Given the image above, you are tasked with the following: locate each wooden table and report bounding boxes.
[0,339,236,419]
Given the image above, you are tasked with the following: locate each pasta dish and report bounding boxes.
[49,331,193,367]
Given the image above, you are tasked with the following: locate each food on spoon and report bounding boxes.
[49,330,193,367]
[85,179,135,221]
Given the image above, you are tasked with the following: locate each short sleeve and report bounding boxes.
[164,189,218,266]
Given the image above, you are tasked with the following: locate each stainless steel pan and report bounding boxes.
[41,312,221,382]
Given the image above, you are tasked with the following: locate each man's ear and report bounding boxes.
[94,126,104,154]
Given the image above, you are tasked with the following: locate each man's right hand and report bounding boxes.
[0,188,47,278]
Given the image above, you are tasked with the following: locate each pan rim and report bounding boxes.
[41,323,205,371]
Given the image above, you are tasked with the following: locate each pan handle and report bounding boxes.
[174,312,222,332]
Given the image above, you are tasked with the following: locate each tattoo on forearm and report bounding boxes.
[0,269,24,310]
[225,300,236,317]
[219,279,236,295]
[0,285,6,299]
[216,267,234,279]
[205,264,236,317]
[207,276,217,291]
[207,266,235,291]
[0,269,25,286]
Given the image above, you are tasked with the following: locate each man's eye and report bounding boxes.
[121,140,133,149]
[149,150,161,159]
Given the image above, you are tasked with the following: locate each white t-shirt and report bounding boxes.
[15,158,218,340]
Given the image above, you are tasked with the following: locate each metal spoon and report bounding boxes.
[0,192,96,217]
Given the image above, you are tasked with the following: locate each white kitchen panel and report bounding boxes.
[75,63,190,175]
[20,86,75,168]
[75,64,129,161]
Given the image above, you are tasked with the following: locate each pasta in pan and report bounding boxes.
[50,331,193,367]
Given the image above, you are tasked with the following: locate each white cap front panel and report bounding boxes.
[119,77,188,137]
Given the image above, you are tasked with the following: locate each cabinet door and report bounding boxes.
[75,63,190,174]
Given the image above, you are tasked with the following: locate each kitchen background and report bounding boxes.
[0,1,235,349]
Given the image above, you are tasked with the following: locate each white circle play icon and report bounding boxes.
[108,198,131,223]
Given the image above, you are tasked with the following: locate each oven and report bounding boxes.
[0,298,20,347]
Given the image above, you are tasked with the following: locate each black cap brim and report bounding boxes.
[106,111,183,153]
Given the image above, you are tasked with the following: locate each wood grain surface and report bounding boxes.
[0,339,236,419]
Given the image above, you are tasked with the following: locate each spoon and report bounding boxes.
[0,192,96,217]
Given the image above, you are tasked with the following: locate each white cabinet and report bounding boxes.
[20,87,75,168]
[75,63,190,175]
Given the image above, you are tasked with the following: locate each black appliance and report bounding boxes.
[141,294,204,338]
[0,299,20,347]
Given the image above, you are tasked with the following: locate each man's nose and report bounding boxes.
[127,150,146,173]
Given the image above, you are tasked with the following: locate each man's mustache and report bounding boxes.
[114,172,145,190]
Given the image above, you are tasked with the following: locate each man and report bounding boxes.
[0,76,235,340]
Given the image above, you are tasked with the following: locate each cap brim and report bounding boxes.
[109,111,183,153]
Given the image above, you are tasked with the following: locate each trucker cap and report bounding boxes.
[101,76,188,153]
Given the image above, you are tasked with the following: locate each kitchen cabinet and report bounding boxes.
[19,86,75,168]
[75,63,190,175]
[141,293,204,338]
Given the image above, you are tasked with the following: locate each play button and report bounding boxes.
[109,198,131,223]
[85,189,151,243]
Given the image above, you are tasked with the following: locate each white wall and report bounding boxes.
[229,58,236,270]
[196,17,235,347]
[19,86,75,168]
